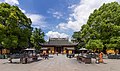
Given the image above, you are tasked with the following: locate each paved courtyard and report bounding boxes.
[0,54,120,71]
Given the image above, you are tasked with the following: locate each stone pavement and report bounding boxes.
[0,54,120,71]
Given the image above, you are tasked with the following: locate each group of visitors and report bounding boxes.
[42,52,49,59]
[41,51,59,59]
[79,51,104,64]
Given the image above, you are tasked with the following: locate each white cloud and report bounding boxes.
[26,13,46,28]
[56,23,67,30]
[46,31,69,38]
[68,4,76,9]
[56,21,80,31]
[4,0,19,5]
[52,11,63,19]
[47,9,63,19]
[57,0,120,31]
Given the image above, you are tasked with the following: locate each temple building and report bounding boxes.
[41,38,77,54]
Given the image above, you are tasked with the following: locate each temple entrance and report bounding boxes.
[41,38,77,54]
[55,47,63,53]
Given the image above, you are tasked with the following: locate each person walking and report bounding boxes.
[99,52,104,63]
[56,52,58,56]
[45,53,49,59]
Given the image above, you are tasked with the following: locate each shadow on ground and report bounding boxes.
[2,59,43,64]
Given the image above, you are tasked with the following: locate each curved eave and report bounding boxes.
[41,44,77,47]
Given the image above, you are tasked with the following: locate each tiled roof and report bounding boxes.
[42,38,77,46]
[65,47,75,50]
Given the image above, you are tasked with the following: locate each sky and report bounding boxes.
[0,0,120,40]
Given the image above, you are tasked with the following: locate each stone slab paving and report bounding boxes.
[0,54,120,71]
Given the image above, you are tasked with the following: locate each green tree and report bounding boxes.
[30,28,45,49]
[80,2,120,50]
[86,39,103,51]
[72,31,81,42]
[0,3,32,49]
[72,31,85,49]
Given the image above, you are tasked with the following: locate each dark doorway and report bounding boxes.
[55,46,63,53]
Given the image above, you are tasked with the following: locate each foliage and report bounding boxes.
[0,3,32,49]
[72,31,86,50]
[86,39,103,50]
[30,28,45,49]
[73,2,120,50]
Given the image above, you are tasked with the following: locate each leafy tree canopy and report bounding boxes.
[30,28,45,49]
[73,2,120,50]
[86,39,103,50]
[0,3,32,49]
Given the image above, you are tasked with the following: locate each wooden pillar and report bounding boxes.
[0,49,2,54]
